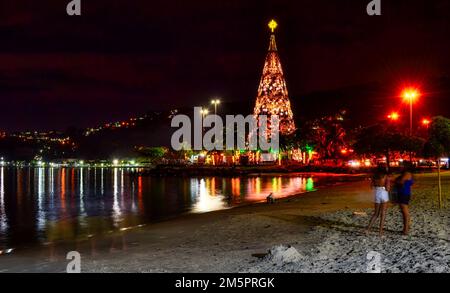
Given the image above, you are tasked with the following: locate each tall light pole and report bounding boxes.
[211,99,221,127]
[409,97,413,136]
[200,108,209,151]
[402,88,419,136]
[200,107,209,124]
[402,88,420,164]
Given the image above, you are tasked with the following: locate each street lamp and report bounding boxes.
[402,88,420,136]
[200,108,209,150]
[200,108,209,132]
[200,108,209,118]
[211,99,221,113]
[421,118,431,127]
[211,99,221,126]
[387,112,400,122]
[402,87,420,164]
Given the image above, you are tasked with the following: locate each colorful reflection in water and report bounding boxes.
[0,168,6,236]
[0,167,355,248]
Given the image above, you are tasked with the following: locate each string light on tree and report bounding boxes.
[253,19,296,136]
[268,20,278,33]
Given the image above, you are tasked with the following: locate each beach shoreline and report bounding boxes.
[1,172,449,273]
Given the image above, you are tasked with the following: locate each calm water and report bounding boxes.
[0,167,357,248]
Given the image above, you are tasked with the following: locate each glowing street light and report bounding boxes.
[200,108,209,117]
[402,89,419,103]
[200,108,209,151]
[422,118,431,127]
[211,99,221,127]
[211,99,221,114]
[402,87,421,136]
[387,112,400,121]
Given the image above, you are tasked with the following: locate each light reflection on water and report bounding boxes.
[0,167,354,248]
[0,168,6,235]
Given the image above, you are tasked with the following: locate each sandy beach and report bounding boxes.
[1,172,449,273]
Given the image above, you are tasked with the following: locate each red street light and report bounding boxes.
[401,87,421,136]
[402,88,420,103]
[387,112,400,121]
[422,118,431,127]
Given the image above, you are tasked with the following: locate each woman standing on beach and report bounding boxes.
[366,171,391,236]
[395,172,414,235]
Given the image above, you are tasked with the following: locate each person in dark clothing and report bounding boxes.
[395,172,414,235]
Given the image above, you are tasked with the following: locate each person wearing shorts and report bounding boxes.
[366,171,391,236]
[375,186,390,204]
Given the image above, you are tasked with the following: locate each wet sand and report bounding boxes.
[1,172,449,273]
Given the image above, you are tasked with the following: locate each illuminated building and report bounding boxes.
[253,20,296,136]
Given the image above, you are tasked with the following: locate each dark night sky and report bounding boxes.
[1,0,449,131]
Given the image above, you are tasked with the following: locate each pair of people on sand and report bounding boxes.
[366,170,414,236]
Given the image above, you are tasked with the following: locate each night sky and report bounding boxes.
[1,0,449,131]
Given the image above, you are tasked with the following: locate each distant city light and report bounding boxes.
[113,159,119,166]
[348,160,361,168]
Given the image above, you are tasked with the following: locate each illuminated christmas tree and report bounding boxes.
[253,20,296,136]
